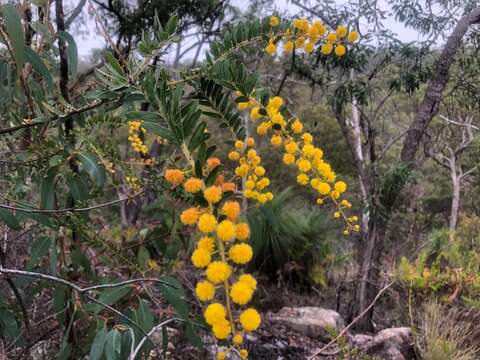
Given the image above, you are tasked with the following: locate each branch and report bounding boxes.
[0,99,107,135]
[65,0,87,29]
[0,191,144,214]
[401,7,480,165]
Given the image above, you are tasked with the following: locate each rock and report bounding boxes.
[352,333,374,348]
[28,340,50,360]
[360,327,415,360]
[270,307,345,341]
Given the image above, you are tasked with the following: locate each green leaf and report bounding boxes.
[86,286,132,315]
[105,329,122,360]
[0,4,25,76]
[25,46,53,89]
[28,236,51,269]
[235,95,249,103]
[78,152,105,188]
[0,208,21,230]
[0,309,21,339]
[165,16,178,35]
[57,31,78,76]
[40,169,56,210]
[141,121,175,141]
[89,325,108,360]
[158,276,189,320]
[137,246,150,269]
[135,300,154,332]
[105,51,124,76]
[67,174,90,202]
[126,111,161,122]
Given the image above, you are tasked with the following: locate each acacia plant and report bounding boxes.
[0,4,358,359]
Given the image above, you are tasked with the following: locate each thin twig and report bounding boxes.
[0,191,144,214]
[129,318,179,360]
[308,281,395,360]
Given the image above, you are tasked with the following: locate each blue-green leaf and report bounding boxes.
[0,5,25,76]
[25,46,53,89]
[0,208,21,230]
[89,325,108,360]
[78,152,105,188]
[58,31,78,76]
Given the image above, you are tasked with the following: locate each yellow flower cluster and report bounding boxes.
[235,92,359,234]
[169,161,261,358]
[229,136,273,204]
[265,15,359,57]
[125,175,141,192]
[127,120,148,155]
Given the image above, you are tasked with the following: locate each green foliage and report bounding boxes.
[247,189,346,283]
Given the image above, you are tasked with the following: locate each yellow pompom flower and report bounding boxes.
[302,144,315,157]
[195,281,215,301]
[235,140,244,150]
[204,303,227,325]
[254,166,265,177]
[229,243,253,264]
[206,261,232,283]
[164,169,184,186]
[222,182,236,192]
[180,207,199,225]
[335,44,346,57]
[236,223,251,241]
[228,151,240,161]
[302,132,313,143]
[235,164,249,177]
[283,153,295,165]
[247,149,257,159]
[207,157,221,169]
[217,220,237,242]
[257,122,270,135]
[334,211,341,218]
[265,42,276,56]
[184,178,203,193]
[212,319,232,339]
[317,182,331,195]
[321,42,333,55]
[239,274,257,290]
[230,280,254,305]
[233,334,243,345]
[191,247,211,268]
[268,96,283,109]
[297,173,309,185]
[222,201,241,221]
[285,142,298,154]
[334,181,347,193]
[246,137,255,146]
[217,352,226,360]
[297,159,312,172]
[271,135,282,147]
[198,214,218,233]
[295,36,306,49]
[250,106,262,121]
[203,186,222,204]
[326,33,337,42]
[283,40,294,53]
[198,236,215,252]
[239,350,248,359]
[304,41,315,53]
[240,308,261,332]
[348,31,359,43]
[336,25,348,38]
[291,119,303,133]
[270,15,280,27]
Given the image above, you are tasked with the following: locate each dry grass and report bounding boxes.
[418,301,480,360]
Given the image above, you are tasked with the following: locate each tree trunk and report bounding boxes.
[449,175,461,242]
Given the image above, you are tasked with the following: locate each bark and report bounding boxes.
[450,174,460,242]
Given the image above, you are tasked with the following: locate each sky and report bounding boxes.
[75,0,426,58]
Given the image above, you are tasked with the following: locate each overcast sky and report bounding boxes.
[76,0,424,58]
